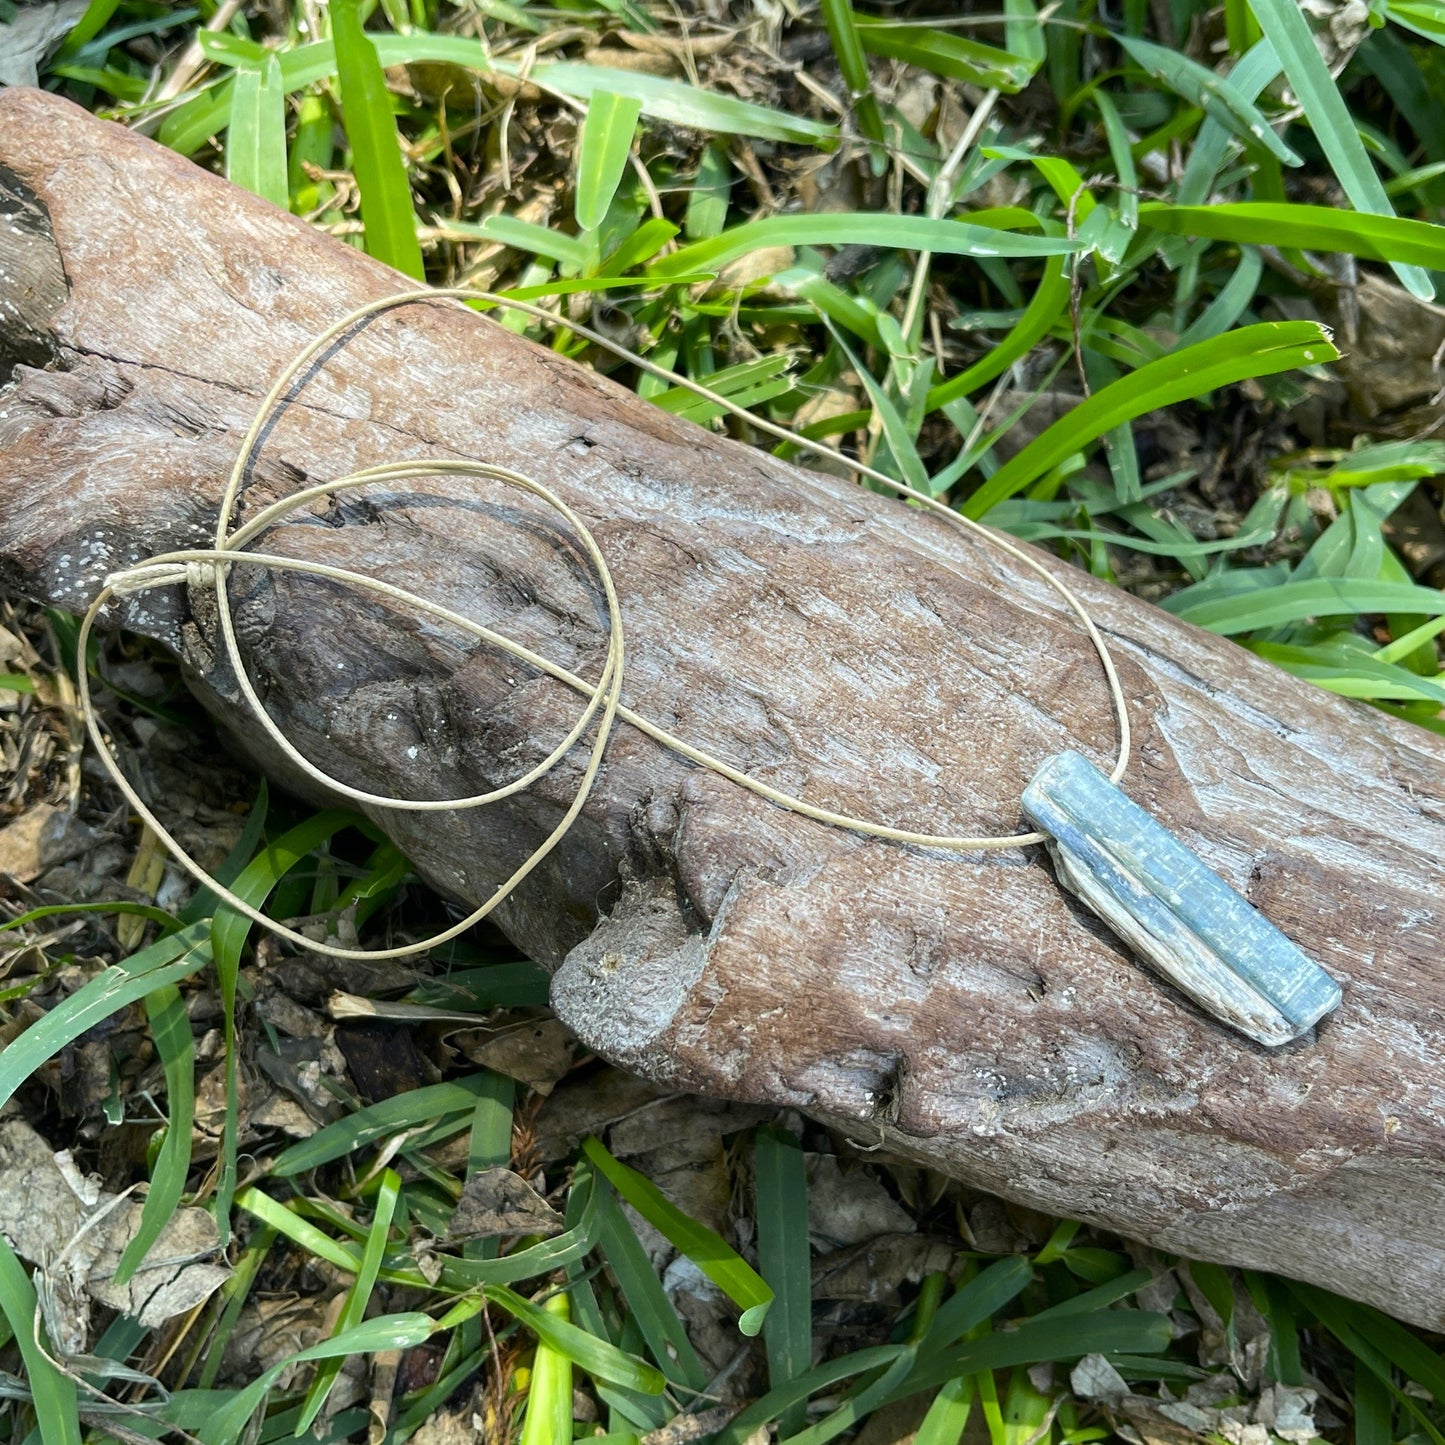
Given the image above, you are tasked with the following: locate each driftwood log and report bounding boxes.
[4,88,1445,1329]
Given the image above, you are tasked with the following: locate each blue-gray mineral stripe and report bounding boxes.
[1021,750,1342,1042]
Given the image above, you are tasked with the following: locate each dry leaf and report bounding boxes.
[450,1016,574,1094]
[807,1155,916,1249]
[0,1120,228,1349]
[446,1167,563,1241]
[811,1233,955,1306]
[0,802,98,882]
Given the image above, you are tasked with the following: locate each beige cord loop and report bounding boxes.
[78,288,1132,963]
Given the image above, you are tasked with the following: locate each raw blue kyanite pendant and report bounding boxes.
[1020,751,1342,1047]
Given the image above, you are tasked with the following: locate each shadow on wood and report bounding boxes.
[3,87,1444,1327]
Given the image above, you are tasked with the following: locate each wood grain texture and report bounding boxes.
[3,88,1444,1325]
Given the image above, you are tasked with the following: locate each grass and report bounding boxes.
[6,0,1445,1440]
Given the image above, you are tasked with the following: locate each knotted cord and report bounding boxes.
[78,288,1132,962]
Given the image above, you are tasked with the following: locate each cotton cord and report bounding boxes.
[79,288,1132,962]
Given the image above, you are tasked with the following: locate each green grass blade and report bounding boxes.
[296,1170,403,1432]
[831,329,931,492]
[777,267,888,348]
[924,1258,1034,1345]
[519,1291,575,1445]
[196,29,268,65]
[437,1198,606,1290]
[199,1226,276,1389]
[583,1137,773,1335]
[0,900,179,935]
[1004,0,1045,67]
[1178,245,1263,347]
[963,322,1337,517]
[236,1190,363,1272]
[1166,576,1445,633]
[253,55,291,210]
[179,781,268,926]
[442,216,591,271]
[986,146,1096,222]
[650,354,797,421]
[209,809,361,1238]
[485,1284,667,1395]
[786,1347,922,1445]
[1091,90,1139,261]
[331,0,424,279]
[1117,33,1299,164]
[241,1189,468,1293]
[1376,612,1445,664]
[1248,0,1432,298]
[754,1126,811,1435]
[915,1376,975,1445]
[1288,1282,1445,1400]
[575,92,643,234]
[1354,1356,1395,1445]
[819,0,887,154]
[593,1184,709,1391]
[1292,436,1445,487]
[929,250,1070,408]
[901,1308,1172,1397]
[226,55,288,208]
[485,271,708,305]
[1249,641,1445,704]
[114,982,196,1284]
[289,91,335,213]
[714,1346,907,1445]
[601,216,678,273]
[1140,201,1445,269]
[161,36,838,157]
[998,513,1278,560]
[684,141,732,241]
[198,1314,435,1445]
[1002,1366,1054,1445]
[0,1235,81,1445]
[1388,1,1445,44]
[1358,25,1445,171]
[52,0,120,61]
[1241,1270,1301,1384]
[580,1132,774,1335]
[852,19,1037,90]
[651,214,1077,280]
[228,62,264,193]
[528,59,836,148]
[466,1069,515,1175]
[409,961,550,1010]
[271,1074,499,1175]
[0,926,209,1112]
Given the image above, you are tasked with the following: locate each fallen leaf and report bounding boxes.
[808,1155,916,1249]
[449,1016,574,1095]
[1256,1383,1320,1444]
[811,1233,955,1306]
[0,1120,228,1349]
[1071,1353,1131,1404]
[0,802,99,882]
[446,1167,563,1241]
[0,0,88,87]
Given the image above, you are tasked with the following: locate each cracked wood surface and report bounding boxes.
[3,88,1445,1326]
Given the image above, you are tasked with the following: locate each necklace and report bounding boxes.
[80,289,1341,1049]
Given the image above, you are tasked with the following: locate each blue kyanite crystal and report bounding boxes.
[1020,750,1342,1047]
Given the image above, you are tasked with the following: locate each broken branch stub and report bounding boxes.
[3,88,1445,1327]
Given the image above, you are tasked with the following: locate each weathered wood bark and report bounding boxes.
[4,88,1445,1327]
